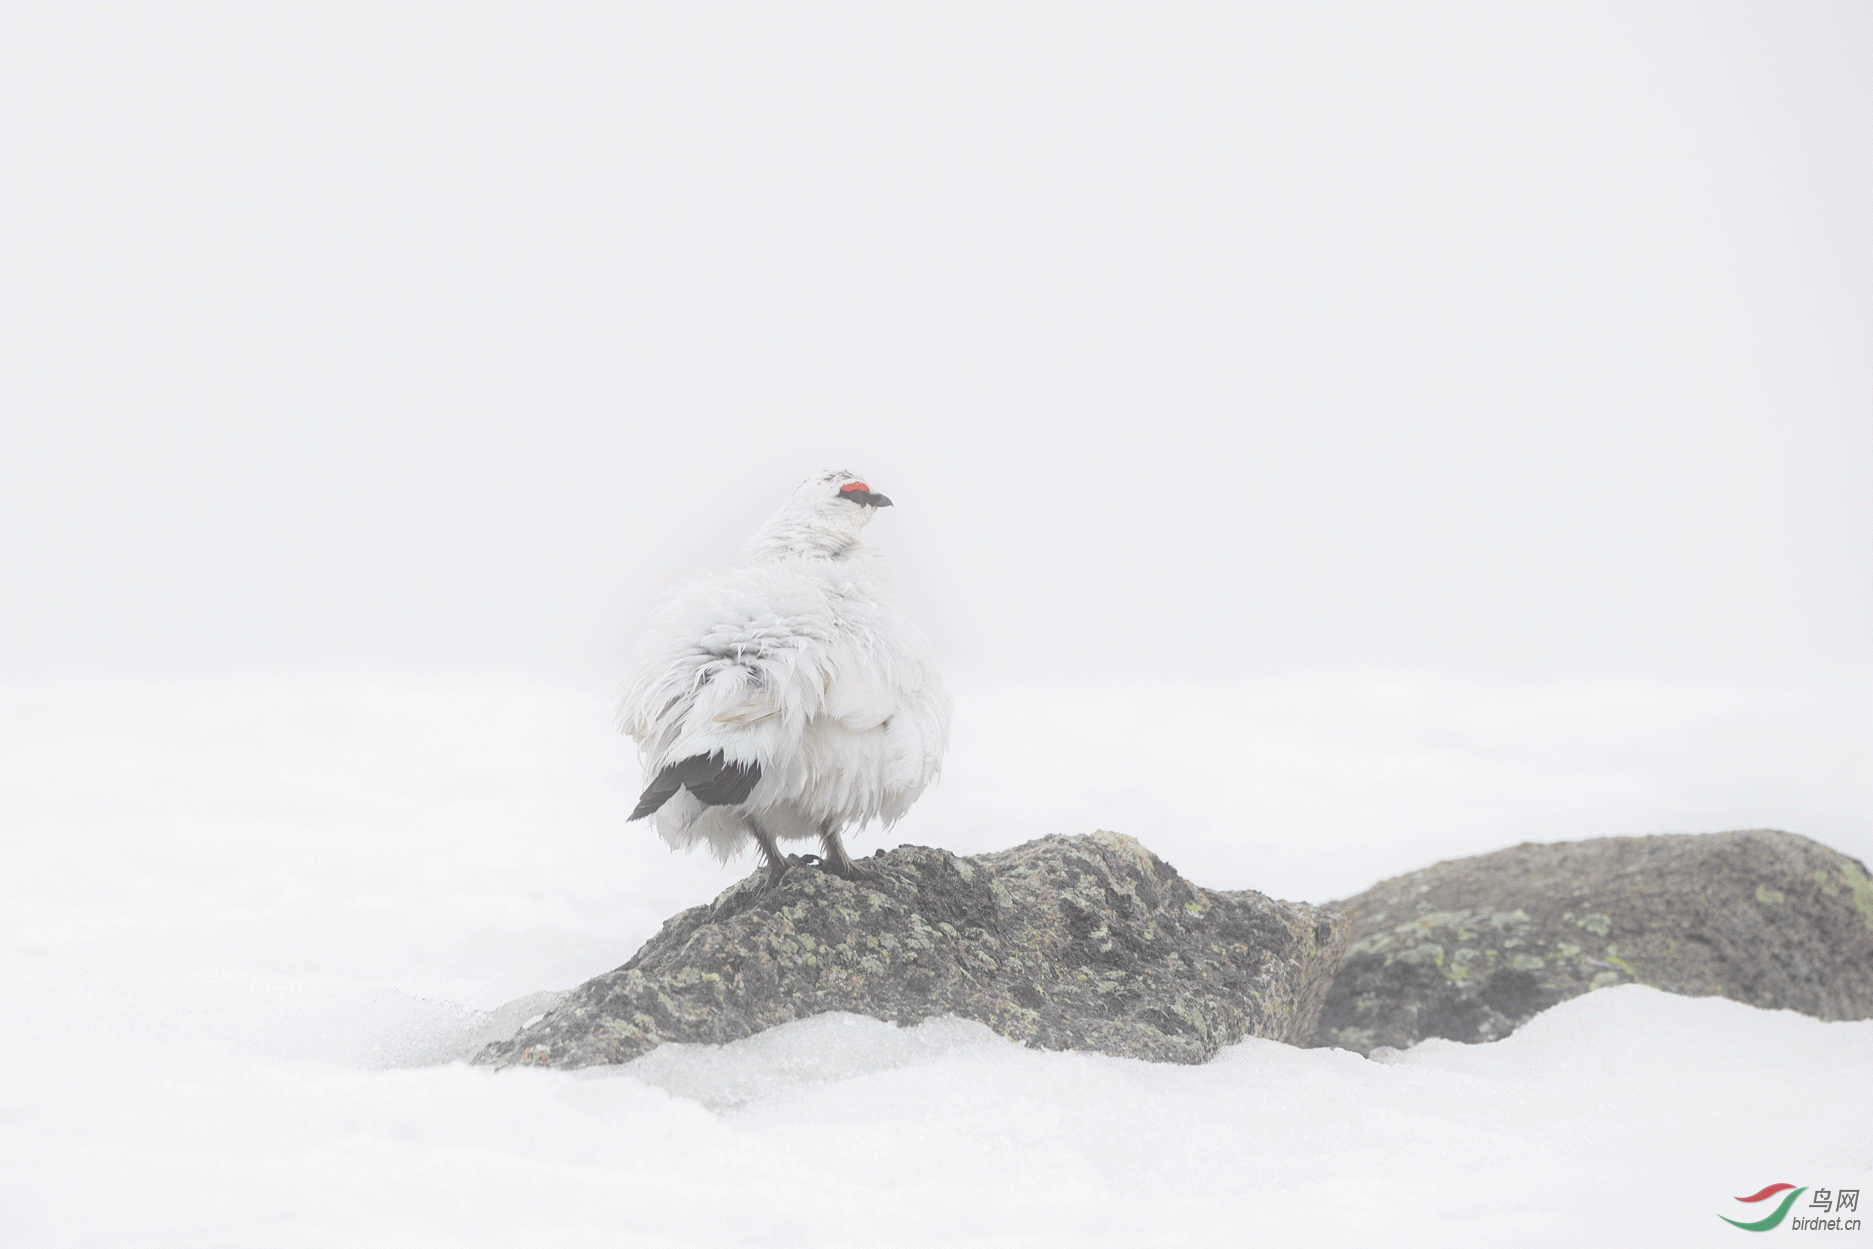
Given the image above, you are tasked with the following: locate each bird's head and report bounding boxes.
[751,469,894,558]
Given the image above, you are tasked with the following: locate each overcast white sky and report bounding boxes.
[1,3,1867,687]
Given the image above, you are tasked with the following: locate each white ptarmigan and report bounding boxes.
[618,470,951,883]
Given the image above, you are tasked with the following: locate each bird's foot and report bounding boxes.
[819,855,881,884]
[755,854,828,891]
[813,829,882,884]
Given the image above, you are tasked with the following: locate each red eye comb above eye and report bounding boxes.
[840,482,870,493]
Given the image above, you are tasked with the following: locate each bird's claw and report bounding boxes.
[755,851,882,889]
[822,858,882,884]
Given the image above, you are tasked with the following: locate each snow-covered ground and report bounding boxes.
[2,671,1870,1246]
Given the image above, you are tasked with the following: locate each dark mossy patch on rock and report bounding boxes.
[1312,829,1873,1055]
[475,831,1347,1069]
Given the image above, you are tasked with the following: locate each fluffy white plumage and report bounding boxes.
[618,469,950,880]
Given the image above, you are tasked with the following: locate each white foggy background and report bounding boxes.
[2,1,1869,884]
[1,6,1871,1245]
[3,0,1869,888]
[2,2,1868,686]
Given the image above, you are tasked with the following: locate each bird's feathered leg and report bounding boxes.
[816,821,878,883]
[745,815,792,888]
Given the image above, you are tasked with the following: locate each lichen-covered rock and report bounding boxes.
[475,831,1347,1069]
[1311,829,1873,1055]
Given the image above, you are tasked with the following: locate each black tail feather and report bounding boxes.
[630,752,762,820]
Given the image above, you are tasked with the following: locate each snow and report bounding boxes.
[2,672,1869,1246]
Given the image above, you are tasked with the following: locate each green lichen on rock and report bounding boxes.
[475,832,1347,1070]
[1573,911,1612,936]
[1311,829,1873,1056]
[1837,860,1873,932]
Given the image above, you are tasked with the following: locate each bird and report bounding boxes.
[617,469,951,885]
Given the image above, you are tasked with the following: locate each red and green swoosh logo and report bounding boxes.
[1721,1183,1806,1231]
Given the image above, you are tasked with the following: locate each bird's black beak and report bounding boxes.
[839,487,893,508]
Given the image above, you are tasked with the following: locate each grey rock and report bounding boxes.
[475,831,1347,1069]
[1311,829,1873,1055]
